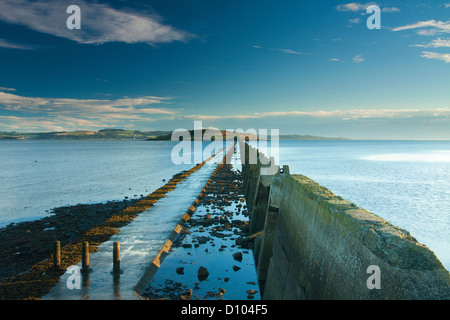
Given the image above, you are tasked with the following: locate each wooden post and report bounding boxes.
[53,241,61,270]
[81,241,90,273]
[113,241,120,275]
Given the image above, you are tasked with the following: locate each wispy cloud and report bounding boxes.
[0,86,16,91]
[353,54,365,63]
[0,0,193,45]
[0,91,180,131]
[381,7,400,13]
[184,108,450,121]
[348,18,361,24]
[0,115,113,132]
[271,48,304,55]
[336,2,400,13]
[336,2,376,12]
[251,45,305,55]
[393,20,450,36]
[2,95,449,133]
[410,38,450,48]
[0,91,177,115]
[0,38,36,50]
[420,51,450,63]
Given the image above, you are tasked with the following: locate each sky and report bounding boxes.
[0,0,449,139]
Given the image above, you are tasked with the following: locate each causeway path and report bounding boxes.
[43,145,231,300]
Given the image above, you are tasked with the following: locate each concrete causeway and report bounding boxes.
[43,147,229,300]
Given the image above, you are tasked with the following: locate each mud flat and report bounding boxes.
[142,161,261,300]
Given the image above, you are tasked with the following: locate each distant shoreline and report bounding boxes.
[0,129,349,141]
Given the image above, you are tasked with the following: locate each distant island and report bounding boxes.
[0,129,349,141]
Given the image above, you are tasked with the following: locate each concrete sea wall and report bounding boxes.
[240,143,450,300]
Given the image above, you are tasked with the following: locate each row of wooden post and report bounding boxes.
[53,240,121,275]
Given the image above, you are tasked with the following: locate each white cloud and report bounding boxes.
[382,7,400,13]
[251,46,305,55]
[353,54,365,63]
[0,39,36,50]
[330,58,342,62]
[2,100,450,132]
[348,18,361,24]
[184,108,450,121]
[0,91,180,131]
[420,51,450,63]
[272,48,304,55]
[0,86,16,91]
[336,2,376,12]
[0,91,178,119]
[0,0,193,45]
[411,38,450,48]
[393,20,450,35]
[0,115,115,132]
[336,2,400,13]
[417,29,441,36]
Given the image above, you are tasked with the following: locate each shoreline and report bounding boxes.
[0,164,207,300]
[0,198,140,283]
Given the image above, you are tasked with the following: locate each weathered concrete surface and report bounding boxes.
[242,144,450,300]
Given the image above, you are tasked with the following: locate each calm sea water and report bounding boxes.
[1,139,449,270]
[258,140,450,270]
[0,140,199,227]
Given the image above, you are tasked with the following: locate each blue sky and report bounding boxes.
[0,0,449,139]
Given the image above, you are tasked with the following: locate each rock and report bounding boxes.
[198,266,209,281]
[176,267,184,275]
[224,277,230,282]
[196,236,211,244]
[232,265,241,272]
[232,252,243,261]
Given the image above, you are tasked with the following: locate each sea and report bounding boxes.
[0,139,449,270]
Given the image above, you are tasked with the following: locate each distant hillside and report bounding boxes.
[0,129,171,140]
[0,129,348,141]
